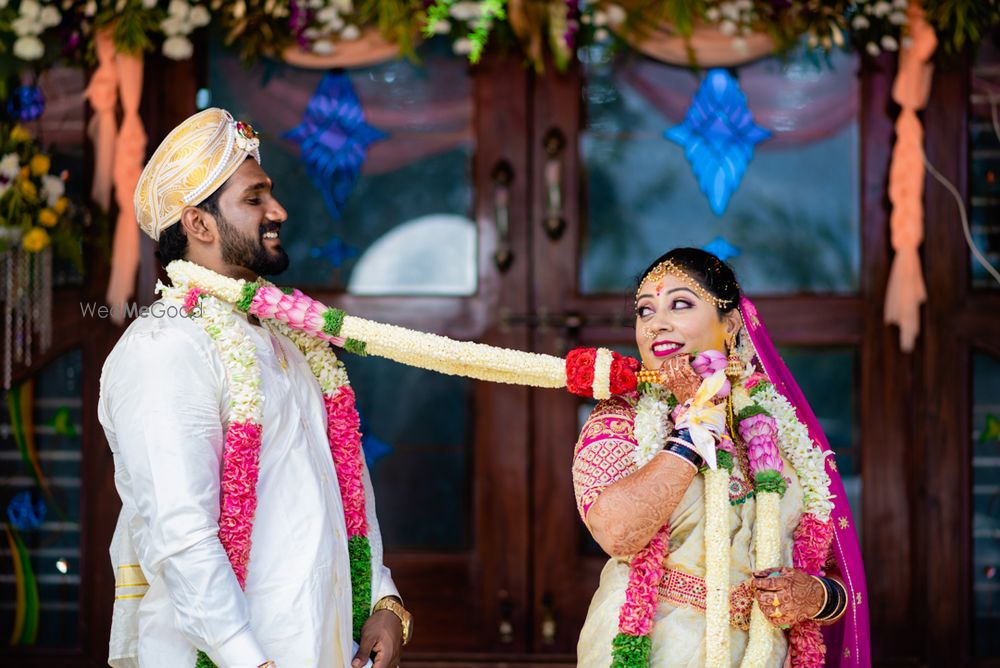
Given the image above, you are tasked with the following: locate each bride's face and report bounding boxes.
[634,273,738,370]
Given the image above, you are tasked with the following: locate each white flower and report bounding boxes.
[592,10,607,27]
[594,28,609,42]
[873,1,891,17]
[866,41,880,56]
[719,20,737,36]
[13,35,45,60]
[605,4,626,25]
[893,0,907,8]
[324,12,345,31]
[163,35,194,60]
[340,24,360,41]
[160,16,187,36]
[0,153,20,181]
[0,0,8,9]
[720,2,739,20]
[705,7,721,22]
[311,39,334,54]
[431,19,451,35]
[12,16,42,37]
[189,5,210,27]
[39,6,60,28]
[142,0,158,8]
[452,37,473,55]
[84,1,97,17]
[41,174,64,206]
[889,11,907,25]
[168,0,188,18]
[19,0,41,20]
[333,0,353,14]
[449,2,481,22]
[881,35,898,51]
[851,15,870,30]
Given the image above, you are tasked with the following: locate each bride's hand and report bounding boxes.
[656,355,701,403]
[751,567,826,629]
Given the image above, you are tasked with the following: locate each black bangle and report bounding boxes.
[813,577,847,621]
[662,440,705,470]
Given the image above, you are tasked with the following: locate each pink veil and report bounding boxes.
[739,296,871,667]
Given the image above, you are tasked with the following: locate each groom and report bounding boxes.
[99,108,411,668]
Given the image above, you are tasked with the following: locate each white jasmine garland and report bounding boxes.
[633,387,670,468]
[704,467,731,668]
[592,348,613,400]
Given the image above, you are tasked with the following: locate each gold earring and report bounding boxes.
[726,329,743,380]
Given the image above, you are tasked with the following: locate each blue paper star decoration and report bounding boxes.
[665,69,770,216]
[702,236,741,262]
[310,236,360,269]
[284,72,386,220]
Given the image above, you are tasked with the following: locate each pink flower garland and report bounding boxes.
[789,513,834,667]
[249,286,346,346]
[218,421,262,589]
[324,387,368,537]
[619,524,670,637]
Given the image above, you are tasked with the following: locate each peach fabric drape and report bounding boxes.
[884,1,937,352]
[105,51,146,324]
[85,28,118,210]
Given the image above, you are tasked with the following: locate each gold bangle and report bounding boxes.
[257,661,276,668]
[809,576,829,620]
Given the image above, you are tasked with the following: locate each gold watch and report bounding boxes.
[373,597,413,646]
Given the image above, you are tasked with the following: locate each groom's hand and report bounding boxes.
[353,609,403,668]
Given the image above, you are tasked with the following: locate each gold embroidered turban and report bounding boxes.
[134,108,261,240]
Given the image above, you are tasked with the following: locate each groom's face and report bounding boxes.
[214,159,290,277]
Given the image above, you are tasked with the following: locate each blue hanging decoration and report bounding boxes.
[6,491,46,532]
[359,416,393,469]
[284,72,386,220]
[665,69,770,216]
[6,86,45,122]
[310,236,360,269]
[702,236,741,262]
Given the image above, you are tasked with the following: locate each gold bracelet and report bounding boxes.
[809,576,829,620]
[257,661,276,668]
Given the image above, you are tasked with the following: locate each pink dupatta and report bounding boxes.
[739,296,871,667]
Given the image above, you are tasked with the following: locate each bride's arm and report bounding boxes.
[587,454,696,557]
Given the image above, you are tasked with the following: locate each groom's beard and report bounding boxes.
[218,216,289,277]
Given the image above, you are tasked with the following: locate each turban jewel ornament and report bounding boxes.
[665,69,771,216]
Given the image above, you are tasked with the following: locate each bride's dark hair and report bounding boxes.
[637,247,742,315]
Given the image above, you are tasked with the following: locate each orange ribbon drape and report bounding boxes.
[884,1,937,352]
[85,28,119,210]
[103,51,146,325]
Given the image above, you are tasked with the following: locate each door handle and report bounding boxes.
[542,128,567,240]
[498,589,514,644]
[491,160,514,272]
[541,591,557,645]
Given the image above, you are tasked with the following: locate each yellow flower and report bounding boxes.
[30,154,50,176]
[53,196,69,215]
[19,166,29,180]
[21,227,50,253]
[10,125,31,143]
[38,208,58,227]
[19,179,37,199]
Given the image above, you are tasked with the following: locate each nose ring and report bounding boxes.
[644,328,657,339]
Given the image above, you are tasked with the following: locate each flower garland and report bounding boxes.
[731,364,835,668]
[624,365,731,668]
[734,398,786,668]
[159,264,374,668]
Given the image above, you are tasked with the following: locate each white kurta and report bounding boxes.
[99,297,398,668]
